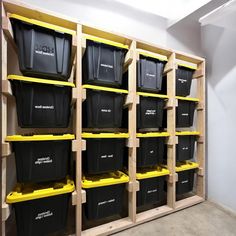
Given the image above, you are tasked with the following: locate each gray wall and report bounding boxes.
[202,24,236,212]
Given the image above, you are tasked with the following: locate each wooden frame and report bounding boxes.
[1,1,206,236]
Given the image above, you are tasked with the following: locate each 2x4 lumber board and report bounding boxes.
[75,24,83,236]
[166,53,176,209]
[175,51,205,65]
[2,203,10,222]
[3,0,78,30]
[196,61,206,199]
[136,205,173,224]
[128,40,137,223]
[82,218,132,236]
[2,80,12,96]
[175,196,204,210]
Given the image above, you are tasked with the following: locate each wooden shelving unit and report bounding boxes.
[1,1,206,236]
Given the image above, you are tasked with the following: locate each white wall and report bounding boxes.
[202,24,236,212]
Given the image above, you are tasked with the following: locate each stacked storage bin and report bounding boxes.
[82,35,129,220]
[136,51,170,209]
[5,14,75,236]
[174,62,200,196]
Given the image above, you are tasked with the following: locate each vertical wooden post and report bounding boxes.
[128,40,137,222]
[196,60,206,199]
[166,53,176,209]
[75,23,83,236]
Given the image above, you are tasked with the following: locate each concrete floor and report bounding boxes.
[114,201,236,236]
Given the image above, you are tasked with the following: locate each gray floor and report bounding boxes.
[113,201,236,236]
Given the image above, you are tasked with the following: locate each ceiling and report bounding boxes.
[115,0,212,22]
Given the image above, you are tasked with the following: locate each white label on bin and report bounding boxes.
[100,63,113,69]
[98,198,115,206]
[182,147,189,150]
[147,189,157,194]
[146,73,155,78]
[178,78,187,83]
[35,156,53,165]
[35,210,53,220]
[35,44,55,57]
[181,113,189,116]
[101,109,112,113]
[149,150,154,154]
[100,154,114,159]
[34,105,54,110]
[145,109,156,115]
[181,180,189,184]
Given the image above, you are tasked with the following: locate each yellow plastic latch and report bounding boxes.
[176,131,200,136]
[9,14,76,35]
[82,171,129,188]
[137,92,168,99]
[176,96,200,102]
[84,34,129,49]
[137,132,170,138]
[6,177,75,204]
[136,167,170,180]
[82,133,129,138]
[8,75,75,87]
[82,84,128,94]
[175,161,199,172]
[5,134,75,142]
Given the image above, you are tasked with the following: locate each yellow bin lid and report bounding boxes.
[82,133,129,138]
[136,167,170,180]
[137,92,169,99]
[82,171,129,188]
[176,131,200,136]
[84,34,129,50]
[137,132,170,138]
[6,177,75,204]
[5,134,75,142]
[8,75,75,87]
[176,161,199,172]
[82,84,128,94]
[176,96,199,102]
[9,14,76,36]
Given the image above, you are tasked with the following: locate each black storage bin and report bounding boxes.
[8,75,73,128]
[83,86,127,128]
[6,178,75,236]
[137,55,166,93]
[6,134,74,183]
[176,66,195,96]
[176,100,196,128]
[137,136,166,168]
[82,171,129,220]
[176,162,198,195]
[10,14,74,80]
[137,95,165,129]
[83,38,127,87]
[136,167,169,207]
[82,133,128,174]
[176,134,196,162]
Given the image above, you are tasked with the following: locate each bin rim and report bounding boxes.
[84,34,129,50]
[82,84,128,94]
[7,74,75,87]
[137,132,170,138]
[137,49,168,62]
[9,14,76,36]
[6,177,75,204]
[137,92,169,99]
[5,134,75,142]
[176,131,200,136]
[82,171,129,188]
[82,132,129,138]
[177,62,197,70]
[176,96,200,102]
[175,161,199,172]
[136,167,170,180]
